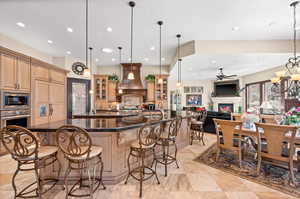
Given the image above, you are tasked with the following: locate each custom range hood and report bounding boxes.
[117,63,146,96]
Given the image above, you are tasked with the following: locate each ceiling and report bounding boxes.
[0,0,299,79]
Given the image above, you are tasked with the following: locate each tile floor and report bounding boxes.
[0,134,297,199]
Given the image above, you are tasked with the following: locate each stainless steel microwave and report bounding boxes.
[1,91,30,110]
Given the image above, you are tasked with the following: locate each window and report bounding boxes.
[246,80,273,109]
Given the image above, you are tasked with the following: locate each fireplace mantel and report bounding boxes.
[211,97,242,113]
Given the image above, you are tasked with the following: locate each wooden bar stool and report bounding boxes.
[190,110,207,145]
[56,125,105,199]
[0,125,61,199]
[155,116,182,177]
[124,123,162,198]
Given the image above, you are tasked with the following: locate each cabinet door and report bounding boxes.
[1,53,17,90]
[147,81,155,102]
[49,83,65,122]
[33,80,49,125]
[50,69,65,84]
[107,81,116,102]
[17,58,31,91]
[32,64,49,81]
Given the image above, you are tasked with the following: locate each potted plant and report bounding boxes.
[145,74,155,81]
[108,73,119,81]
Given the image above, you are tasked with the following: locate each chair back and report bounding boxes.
[231,113,242,121]
[260,114,276,124]
[166,118,178,138]
[56,125,92,159]
[0,125,38,160]
[254,123,297,161]
[199,110,207,122]
[213,119,242,149]
[138,124,161,148]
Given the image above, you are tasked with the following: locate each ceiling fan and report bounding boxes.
[216,67,237,80]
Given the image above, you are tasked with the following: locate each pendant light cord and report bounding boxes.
[130,4,134,72]
[159,22,162,78]
[177,34,181,84]
[89,47,92,74]
[86,0,89,68]
[293,2,297,59]
[118,46,122,79]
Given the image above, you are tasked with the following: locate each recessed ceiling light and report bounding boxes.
[47,40,53,44]
[95,58,99,62]
[144,58,149,61]
[102,48,113,53]
[66,51,71,55]
[16,22,25,27]
[106,27,112,32]
[67,27,73,32]
[232,26,240,31]
[161,57,165,61]
[211,60,217,64]
[150,46,155,51]
[112,58,116,62]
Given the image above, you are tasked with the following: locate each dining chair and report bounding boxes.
[0,125,61,199]
[56,125,105,199]
[254,123,298,184]
[260,114,276,124]
[124,123,162,198]
[190,110,207,145]
[155,116,182,177]
[213,119,243,168]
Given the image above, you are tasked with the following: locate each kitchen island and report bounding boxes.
[29,113,190,184]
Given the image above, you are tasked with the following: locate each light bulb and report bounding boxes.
[158,78,163,84]
[176,82,181,87]
[118,89,123,94]
[291,74,300,81]
[271,77,280,83]
[89,90,94,94]
[128,72,135,80]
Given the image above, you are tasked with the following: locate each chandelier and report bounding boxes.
[271,1,300,99]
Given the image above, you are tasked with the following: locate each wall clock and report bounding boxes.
[72,62,87,75]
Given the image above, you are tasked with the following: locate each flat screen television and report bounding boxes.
[186,94,202,106]
[214,80,239,97]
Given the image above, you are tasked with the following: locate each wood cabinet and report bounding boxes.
[0,48,31,91]
[108,80,117,102]
[155,75,168,109]
[146,80,155,103]
[94,75,108,109]
[31,59,67,125]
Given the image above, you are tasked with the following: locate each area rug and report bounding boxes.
[195,144,300,198]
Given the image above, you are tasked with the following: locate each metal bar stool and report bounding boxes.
[0,125,61,199]
[190,110,207,145]
[155,116,182,177]
[56,125,105,199]
[124,123,162,198]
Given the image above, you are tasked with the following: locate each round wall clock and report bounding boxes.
[72,62,86,75]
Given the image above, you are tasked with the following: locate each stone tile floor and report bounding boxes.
[0,134,297,199]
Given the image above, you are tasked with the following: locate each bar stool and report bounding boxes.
[56,125,105,199]
[155,116,182,177]
[190,110,207,145]
[124,123,161,198]
[0,125,61,199]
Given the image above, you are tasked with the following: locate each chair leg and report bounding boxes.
[238,149,242,168]
[87,165,94,199]
[256,156,261,176]
[63,165,72,199]
[139,152,145,198]
[174,142,179,169]
[98,155,106,189]
[124,149,132,184]
[190,131,193,145]
[162,144,167,177]
[216,148,220,162]
[12,162,20,199]
[34,161,42,199]
[200,132,205,146]
[56,153,63,189]
[289,160,296,185]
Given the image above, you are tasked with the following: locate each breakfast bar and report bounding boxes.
[28,113,190,185]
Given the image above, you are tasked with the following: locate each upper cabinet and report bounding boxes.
[0,47,31,91]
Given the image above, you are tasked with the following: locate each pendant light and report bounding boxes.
[271,1,300,99]
[176,34,182,87]
[118,46,123,94]
[127,1,135,80]
[158,21,164,84]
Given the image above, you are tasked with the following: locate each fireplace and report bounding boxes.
[218,103,234,113]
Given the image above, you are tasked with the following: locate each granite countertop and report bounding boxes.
[28,112,189,132]
[73,112,139,118]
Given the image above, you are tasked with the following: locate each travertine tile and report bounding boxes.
[187,173,222,192]
[225,191,260,199]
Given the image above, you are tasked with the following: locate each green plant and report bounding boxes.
[145,74,155,81]
[108,73,119,81]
